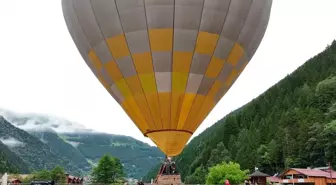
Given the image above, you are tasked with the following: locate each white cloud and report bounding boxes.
[0,108,93,133]
[67,141,80,148]
[0,137,25,148]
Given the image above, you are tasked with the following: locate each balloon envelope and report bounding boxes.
[62,0,272,156]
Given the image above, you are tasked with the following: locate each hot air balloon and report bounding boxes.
[62,0,272,158]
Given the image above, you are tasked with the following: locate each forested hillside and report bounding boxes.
[0,141,30,174]
[0,116,82,174]
[61,133,164,178]
[29,130,92,172]
[0,112,164,178]
[144,40,336,183]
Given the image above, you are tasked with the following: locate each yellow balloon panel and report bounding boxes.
[62,0,272,156]
[147,131,193,157]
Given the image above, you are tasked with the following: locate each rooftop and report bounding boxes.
[250,171,270,177]
[282,168,336,178]
[267,176,281,182]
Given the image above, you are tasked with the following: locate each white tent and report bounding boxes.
[1,173,8,185]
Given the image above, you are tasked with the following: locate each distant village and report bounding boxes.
[1,166,335,185]
[0,172,143,185]
[0,173,89,185]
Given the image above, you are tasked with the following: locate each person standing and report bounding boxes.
[245,180,250,185]
[225,179,231,185]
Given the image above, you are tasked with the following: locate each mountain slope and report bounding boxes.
[144,40,336,182]
[62,133,164,178]
[0,140,30,174]
[0,110,164,178]
[29,130,92,172]
[0,116,82,174]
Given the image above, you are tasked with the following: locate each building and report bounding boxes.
[267,176,281,184]
[249,171,270,185]
[65,173,83,185]
[280,167,336,185]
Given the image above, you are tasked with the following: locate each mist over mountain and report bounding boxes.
[0,137,26,148]
[0,109,164,178]
[0,108,94,133]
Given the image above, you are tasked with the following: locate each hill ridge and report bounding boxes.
[0,113,164,178]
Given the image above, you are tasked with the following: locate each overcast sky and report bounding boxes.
[0,0,335,145]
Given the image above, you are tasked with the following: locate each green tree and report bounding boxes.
[267,139,280,173]
[22,175,34,183]
[207,142,232,167]
[323,120,336,168]
[32,169,52,180]
[91,154,125,183]
[305,123,325,167]
[51,165,66,183]
[206,161,249,185]
[21,167,65,183]
[235,129,256,170]
[256,145,271,172]
[184,166,207,184]
[315,76,336,112]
